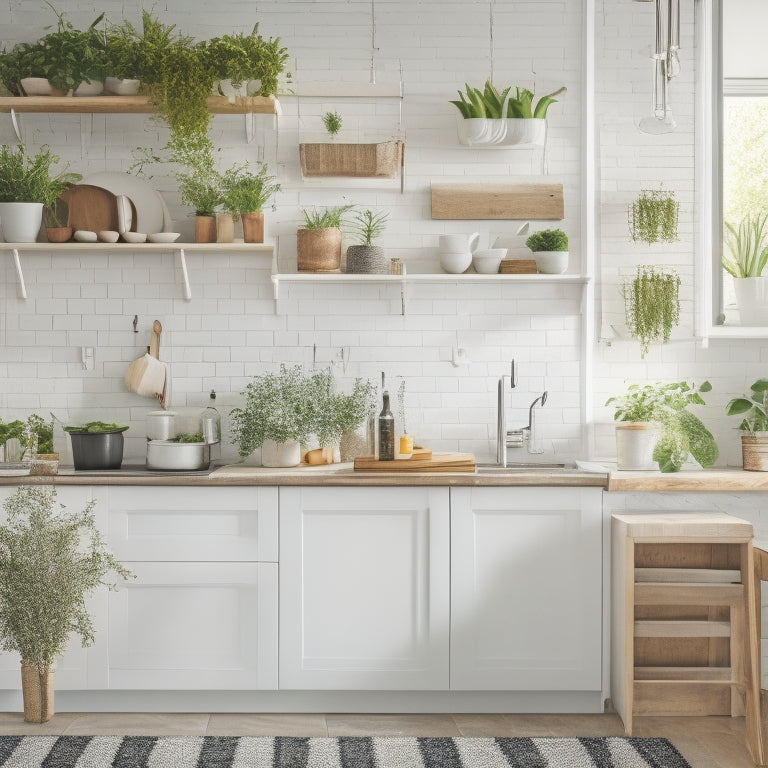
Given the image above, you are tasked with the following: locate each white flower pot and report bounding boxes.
[501,118,546,146]
[74,80,104,96]
[20,77,53,96]
[261,439,301,468]
[533,250,569,274]
[734,277,768,325]
[0,202,44,243]
[615,422,661,470]
[104,77,140,96]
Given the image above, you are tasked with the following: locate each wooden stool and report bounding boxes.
[611,512,763,765]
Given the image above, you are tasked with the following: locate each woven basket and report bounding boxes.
[299,141,404,178]
[297,227,342,271]
[21,660,55,723]
[741,435,768,471]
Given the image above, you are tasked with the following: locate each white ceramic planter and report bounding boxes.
[74,80,104,96]
[615,422,661,470]
[261,439,301,468]
[734,277,768,325]
[104,77,140,96]
[20,77,52,96]
[457,117,546,147]
[533,250,569,274]
[0,202,44,243]
[501,118,546,146]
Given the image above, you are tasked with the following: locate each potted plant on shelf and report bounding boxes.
[621,264,681,358]
[606,380,718,472]
[296,205,354,272]
[322,110,342,139]
[722,212,768,325]
[726,379,768,470]
[346,208,389,274]
[0,144,81,243]
[220,161,280,243]
[629,187,679,244]
[0,487,132,722]
[525,228,569,274]
[173,138,223,243]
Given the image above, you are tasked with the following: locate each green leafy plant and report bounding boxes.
[322,110,342,137]
[0,487,133,722]
[0,414,53,460]
[300,205,354,229]
[726,379,768,433]
[606,380,718,472]
[220,162,280,218]
[629,188,679,244]
[622,265,681,358]
[309,369,376,447]
[351,209,388,246]
[0,144,81,206]
[172,136,222,216]
[450,80,566,119]
[525,228,568,252]
[722,212,768,278]
[62,422,128,434]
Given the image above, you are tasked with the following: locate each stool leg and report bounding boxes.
[744,542,765,765]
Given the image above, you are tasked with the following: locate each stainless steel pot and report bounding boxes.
[146,410,177,441]
[146,440,210,471]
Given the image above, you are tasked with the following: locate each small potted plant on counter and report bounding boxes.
[607,380,718,472]
[0,487,133,722]
[346,208,389,274]
[525,228,569,274]
[726,379,768,471]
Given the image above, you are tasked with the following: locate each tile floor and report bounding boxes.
[0,712,754,767]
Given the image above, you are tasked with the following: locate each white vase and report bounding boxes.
[533,250,569,274]
[261,439,301,468]
[615,423,661,470]
[0,202,44,243]
[734,277,768,325]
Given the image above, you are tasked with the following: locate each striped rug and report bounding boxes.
[0,735,692,767]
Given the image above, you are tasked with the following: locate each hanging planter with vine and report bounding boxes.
[629,187,679,244]
[622,265,681,358]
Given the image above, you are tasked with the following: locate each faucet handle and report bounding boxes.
[510,359,517,388]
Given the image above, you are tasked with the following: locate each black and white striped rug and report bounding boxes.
[0,735,691,767]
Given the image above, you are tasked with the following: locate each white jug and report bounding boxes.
[439,232,480,274]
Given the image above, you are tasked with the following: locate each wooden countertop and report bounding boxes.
[607,467,768,492]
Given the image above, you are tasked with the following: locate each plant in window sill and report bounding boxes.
[629,187,679,244]
[722,212,768,325]
[622,264,681,358]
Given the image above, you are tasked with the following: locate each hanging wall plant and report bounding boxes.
[629,187,679,244]
[622,265,681,358]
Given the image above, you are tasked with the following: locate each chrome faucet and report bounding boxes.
[523,391,548,454]
[496,361,518,467]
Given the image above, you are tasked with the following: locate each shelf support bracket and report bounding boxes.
[10,248,27,299]
[245,112,256,144]
[400,263,407,315]
[176,248,192,301]
[10,109,21,142]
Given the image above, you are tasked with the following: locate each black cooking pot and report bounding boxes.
[68,430,127,470]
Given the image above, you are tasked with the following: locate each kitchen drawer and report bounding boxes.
[106,486,278,562]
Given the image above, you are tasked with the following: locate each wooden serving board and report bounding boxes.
[431,182,564,220]
[499,259,538,274]
[61,184,121,233]
[354,452,475,472]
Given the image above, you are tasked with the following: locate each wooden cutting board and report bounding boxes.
[354,452,475,472]
[60,185,136,234]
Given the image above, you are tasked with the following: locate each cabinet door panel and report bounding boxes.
[451,487,602,691]
[280,486,449,690]
[108,561,277,689]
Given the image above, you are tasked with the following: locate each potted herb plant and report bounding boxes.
[525,228,569,274]
[220,161,280,243]
[297,205,354,272]
[606,380,718,472]
[722,212,768,325]
[622,264,681,358]
[174,139,223,243]
[726,379,768,470]
[323,110,342,139]
[0,143,81,243]
[346,208,389,274]
[629,187,679,244]
[0,487,132,722]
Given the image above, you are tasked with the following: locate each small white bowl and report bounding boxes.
[73,230,97,243]
[97,230,119,243]
[148,232,181,244]
[472,248,507,274]
[122,231,147,244]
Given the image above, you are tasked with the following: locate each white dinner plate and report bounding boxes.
[79,172,173,235]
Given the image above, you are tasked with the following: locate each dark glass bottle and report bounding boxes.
[378,390,395,461]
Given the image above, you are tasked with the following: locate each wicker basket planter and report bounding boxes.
[299,141,404,178]
[21,660,55,723]
[741,434,768,471]
[297,227,342,272]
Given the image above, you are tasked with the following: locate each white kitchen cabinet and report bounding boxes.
[450,486,603,691]
[279,486,450,690]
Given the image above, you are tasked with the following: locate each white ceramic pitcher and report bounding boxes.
[439,232,480,274]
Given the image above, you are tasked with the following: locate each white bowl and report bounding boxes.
[73,230,97,242]
[439,250,473,274]
[472,248,507,274]
[121,231,147,244]
[148,232,181,243]
[97,230,119,243]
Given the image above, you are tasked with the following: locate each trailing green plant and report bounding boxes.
[622,265,681,358]
[0,487,133,716]
[0,144,81,205]
[450,80,566,119]
[322,110,342,137]
[629,187,679,244]
[220,162,280,218]
[525,228,568,252]
[722,212,768,278]
[351,209,388,246]
[300,205,354,229]
[726,379,768,433]
[606,380,718,472]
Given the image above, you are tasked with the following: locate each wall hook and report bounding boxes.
[132,315,138,333]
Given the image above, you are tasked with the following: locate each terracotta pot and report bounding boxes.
[297,227,342,272]
[216,213,235,243]
[241,211,264,243]
[21,660,55,723]
[194,215,216,244]
[46,226,73,243]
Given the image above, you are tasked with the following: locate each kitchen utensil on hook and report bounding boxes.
[124,320,167,406]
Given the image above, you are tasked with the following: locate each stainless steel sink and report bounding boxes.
[475,462,568,473]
